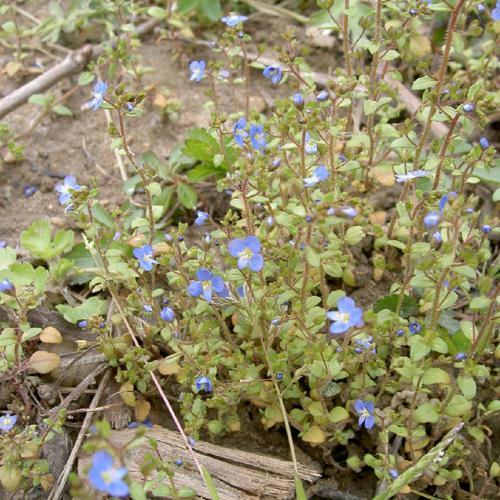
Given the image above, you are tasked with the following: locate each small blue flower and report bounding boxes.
[439,191,457,213]
[78,320,88,328]
[188,268,226,302]
[276,372,283,380]
[55,175,81,205]
[303,165,329,188]
[175,459,183,466]
[125,102,134,112]
[0,241,6,248]
[113,231,121,241]
[304,132,318,154]
[194,211,209,226]
[395,169,429,183]
[143,304,153,313]
[221,13,248,26]
[432,231,443,243]
[188,437,196,446]
[477,3,485,12]
[327,296,364,334]
[160,307,175,322]
[233,118,248,146]
[86,81,108,111]
[189,60,206,82]
[195,376,213,393]
[463,102,475,113]
[479,137,490,149]
[249,124,267,152]
[262,65,282,85]
[354,336,376,354]
[409,322,422,334]
[409,8,417,15]
[354,400,375,429]
[127,418,153,429]
[228,236,264,272]
[271,318,280,326]
[218,69,230,80]
[340,207,358,218]
[316,90,329,102]
[24,185,37,198]
[482,224,492,233]
[293,93,304,107]
[88,450,129,497]
[0,414,17,432]
[492,1,500,21]
[455,352,467,360]
[272,158,281,168]
[133,245,158,271]
[389,469,399,479]
[0,279,14,294]
[396,329,405,337]
[424,212,440,228]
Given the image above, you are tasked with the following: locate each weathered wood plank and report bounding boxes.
[79,426,321,499]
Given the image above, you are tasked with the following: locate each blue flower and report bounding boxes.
[55,175,81,205]
[479,137,490,149]
[86,81,108,111]
[249,124,267,152]
[396,329,405,337]
[233,118,248,146]
[389,469,399,479]
[127,418,153,429]
[88,450,128,497]
[492,1,500,21]
[0,241,6,248]
[477,3,485,12]
[316,90,329,102]
[463,102,475,113]
[0,279,14,294]
[272,158,281,168]
[189,60,206,82]
[354,400,375,429]
[423,212,440,228]
[409,322,422,334]
[78,320,88,328]
[228,236,264,272]
[439,191,457,213]
[354,336,376,354]
[326,296,364,334]
[194,211,209,226]
[143,304,153,313]
[188,268,226,302]
[276,372,283,380]
[304,132,318,154]
[160,307,175,322]
[455,352,467,360]
[175,459,183,466]
[221,13,248,26]
[293,93,304,107]
[303,165,329,187]
[24,185,37,198]
[218,69,230,80]
[262,65,282,85]
[395,169,429,183]
[133,245,158,271]
[195,376,213,393]
[482,224,492,233]
[0,414,17,432]
[340,207,358,218]
[432,231,442,243]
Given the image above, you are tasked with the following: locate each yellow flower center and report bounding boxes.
[239,248,253,260]
[338,312,350,323]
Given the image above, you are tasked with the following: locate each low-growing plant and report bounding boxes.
[1,1,499,499]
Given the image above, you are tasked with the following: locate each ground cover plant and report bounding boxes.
[0,0,499,499]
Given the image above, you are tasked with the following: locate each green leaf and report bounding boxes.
[177,183,197,209]
[305,246,320,267]
[52,104,73,116]
[92,203,115,229]
[344,226,365,245]
[295,475,307,500]
[0,247,16,270]
[178,0,199,14]
[147,6,167,19]
[409,337,431,361]
[457,375,476,400]
[445,395,472,417]
[28,93,53,107]
[422,367,450,385]
[198,0,221,21]
[201,466,220,500]
[411,76,437,91]
[415,402,440,423]
[20,220,74,260]
[78,72,95,86]
[469,296,491,310]
[56,296,108,323]
[373,294,418,318]
[182,128,220,163]
[328,406,349,423]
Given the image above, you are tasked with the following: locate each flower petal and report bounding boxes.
[329,321,349,334]
[188,281,203,297]
[244,236,261,253]
[228,238,245,256]
[248,254,264,272]
[211,276,225,293]
[337,296,355,313]
[354,399,365,414]
[196,268,212,281]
